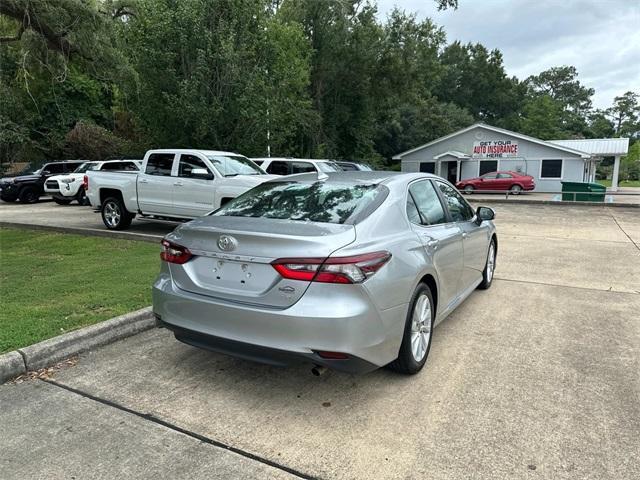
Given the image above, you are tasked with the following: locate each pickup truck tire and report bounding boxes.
[18,186,39,204]
[53,198,72,205]
[101,197,134,230]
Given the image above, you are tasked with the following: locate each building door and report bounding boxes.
[445,161,458,183]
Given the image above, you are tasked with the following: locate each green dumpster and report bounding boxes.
[561,181,606,202]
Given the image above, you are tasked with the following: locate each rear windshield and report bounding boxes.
[213,181,387,224]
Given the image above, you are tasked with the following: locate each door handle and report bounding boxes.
[139,179,148,184]
[173,182,183,187]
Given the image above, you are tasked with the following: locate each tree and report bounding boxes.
[524,66,595,137]
[526,66,594,114]
[435,42,524,124]
[619,142,640,182]
[607,91,639,137]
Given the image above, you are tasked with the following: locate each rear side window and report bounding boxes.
[436,181,475,222]
[408,180,447,225]
[101,162,123,171]
[44,163,65,174]
[339,163,357,171]
[266,161,291,175]
[145,154,174,176]
[214,181,387,224]
[291,162,315,174]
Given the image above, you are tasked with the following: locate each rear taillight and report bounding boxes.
[160,240,193,264]
[83,175,88,191]
[272,251,391,284]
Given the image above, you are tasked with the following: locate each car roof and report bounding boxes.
[147,149,242,156]
[252,157,337,164]
[264,170,441,186]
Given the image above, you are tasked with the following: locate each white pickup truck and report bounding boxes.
[85,149,275,230]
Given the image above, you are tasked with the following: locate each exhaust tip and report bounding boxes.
[311,365,328,376]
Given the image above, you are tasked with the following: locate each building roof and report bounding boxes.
[548,138,629,156]
[433,150,470,160]
[392,123,591,159]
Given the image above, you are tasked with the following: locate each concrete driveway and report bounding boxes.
[1,203,639,479]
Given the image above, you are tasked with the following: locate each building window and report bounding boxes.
[540,159,563,179]
[420,162,435,174]
[479,160,498,176]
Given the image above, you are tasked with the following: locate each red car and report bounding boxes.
[456,171,535,195]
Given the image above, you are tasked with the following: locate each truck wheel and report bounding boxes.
[53,198,72,205]
[18,187,40,204]
[101,197,134,230]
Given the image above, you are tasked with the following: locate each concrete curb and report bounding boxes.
[1,307,154,384]
[0,352,26,384]
[0,221,161,243]
[467,198,640,208]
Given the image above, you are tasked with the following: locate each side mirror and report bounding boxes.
[42,170,51,176]
[191,168,214,180]
[475,206,495,224]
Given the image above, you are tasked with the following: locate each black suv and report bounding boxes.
[0,161,86,204]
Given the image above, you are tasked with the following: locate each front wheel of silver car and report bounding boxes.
[388,283,434,375]
[478,238,497,290]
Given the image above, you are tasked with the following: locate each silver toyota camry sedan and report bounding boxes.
[153,172,497,375]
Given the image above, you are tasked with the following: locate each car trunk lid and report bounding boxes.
[165,216,356,308]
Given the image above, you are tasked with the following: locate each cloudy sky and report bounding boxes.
[377,0,640,109]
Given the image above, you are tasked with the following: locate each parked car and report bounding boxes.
[336,161,374,171]
[0,160,86,204]
[456,171,535,194]
[45,160,141,206]
[86,149,275,230]
[153,171,497,375]
[252,157,342,175]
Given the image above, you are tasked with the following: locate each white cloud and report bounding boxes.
[376,0,640,108]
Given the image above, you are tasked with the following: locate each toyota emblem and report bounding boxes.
[217,235,237,252]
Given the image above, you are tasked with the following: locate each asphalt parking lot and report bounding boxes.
[1,201,639,479]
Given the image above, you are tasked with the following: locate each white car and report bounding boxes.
[45,160,140,205]
[252,157,342,175]
[86,149,276,230]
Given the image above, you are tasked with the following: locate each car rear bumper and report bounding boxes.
[152,271,406,373]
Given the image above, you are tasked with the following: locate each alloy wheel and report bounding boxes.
[410,293,432,362]
[104,201,121,228]
[487,242,496,282]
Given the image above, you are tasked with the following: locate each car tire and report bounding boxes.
[478,238,497,290]
[18,186,39,204]
[388,283,435,375]
[53,198,72,205]
[76,188,88,206]
[101,197,134,230]
[463,185,474,194]
[510,184,522,195]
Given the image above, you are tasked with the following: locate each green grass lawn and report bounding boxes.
[596,179,640,187]
[0,227,160,353]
